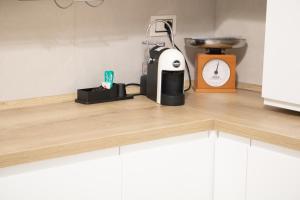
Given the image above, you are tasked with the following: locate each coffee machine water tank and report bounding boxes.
[143,46,186,106]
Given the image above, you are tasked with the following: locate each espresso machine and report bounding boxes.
[140,20,188,106]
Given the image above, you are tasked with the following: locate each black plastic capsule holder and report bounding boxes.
[75,83,134,105]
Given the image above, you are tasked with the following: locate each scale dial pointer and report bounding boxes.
[214,61,220,75]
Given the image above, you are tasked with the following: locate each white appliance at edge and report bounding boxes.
[262,0,300,112]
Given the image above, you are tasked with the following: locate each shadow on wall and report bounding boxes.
[214,0,267,84]
[215,0,267,60]
[0,0,216,101]
[0,0,213,46]
[215,0,267,42]
[183,0,267,83]
[216,0,267,24]
[0,0,142,47]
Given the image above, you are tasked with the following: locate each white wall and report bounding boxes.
[215,0,267,85]
[0,0,215,101]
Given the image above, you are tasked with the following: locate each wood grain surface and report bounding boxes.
[0,90,299,168]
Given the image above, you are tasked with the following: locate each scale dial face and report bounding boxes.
[202,59,231,87]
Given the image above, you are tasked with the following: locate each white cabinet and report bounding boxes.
[247,141,300,200]
[1,131,299,200]
[262,0,300,111]
[121,132,214,200]
[213,133,250,200]
[0,148,122,200]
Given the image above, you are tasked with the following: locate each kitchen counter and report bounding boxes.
[0,90,299,168]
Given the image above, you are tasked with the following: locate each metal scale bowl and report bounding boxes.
[184,37,246,54]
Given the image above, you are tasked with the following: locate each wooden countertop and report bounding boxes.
[0,90,299,168]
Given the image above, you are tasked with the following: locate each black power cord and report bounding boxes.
[125,21,192,95]
[165,22,192,92]
[125,83,140,87]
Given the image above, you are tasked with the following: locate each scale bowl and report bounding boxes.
[185,37,246,49]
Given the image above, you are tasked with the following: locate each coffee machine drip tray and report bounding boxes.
[185,37,246,49]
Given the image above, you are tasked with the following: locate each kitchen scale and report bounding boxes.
[185,37,246,93]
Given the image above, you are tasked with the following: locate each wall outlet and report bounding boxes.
[149,15,177,37]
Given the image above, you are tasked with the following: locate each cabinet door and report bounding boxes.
[247,141,300,200]
[213,132,250,200]
[121,132,214,200]
[0,148,122,200]
[262,0,300,111]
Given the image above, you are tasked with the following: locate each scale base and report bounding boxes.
[194,88,236,93]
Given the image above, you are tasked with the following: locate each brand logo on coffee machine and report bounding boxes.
[173,60,181,68]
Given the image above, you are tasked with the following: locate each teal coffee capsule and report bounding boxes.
[102,70,114,89]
